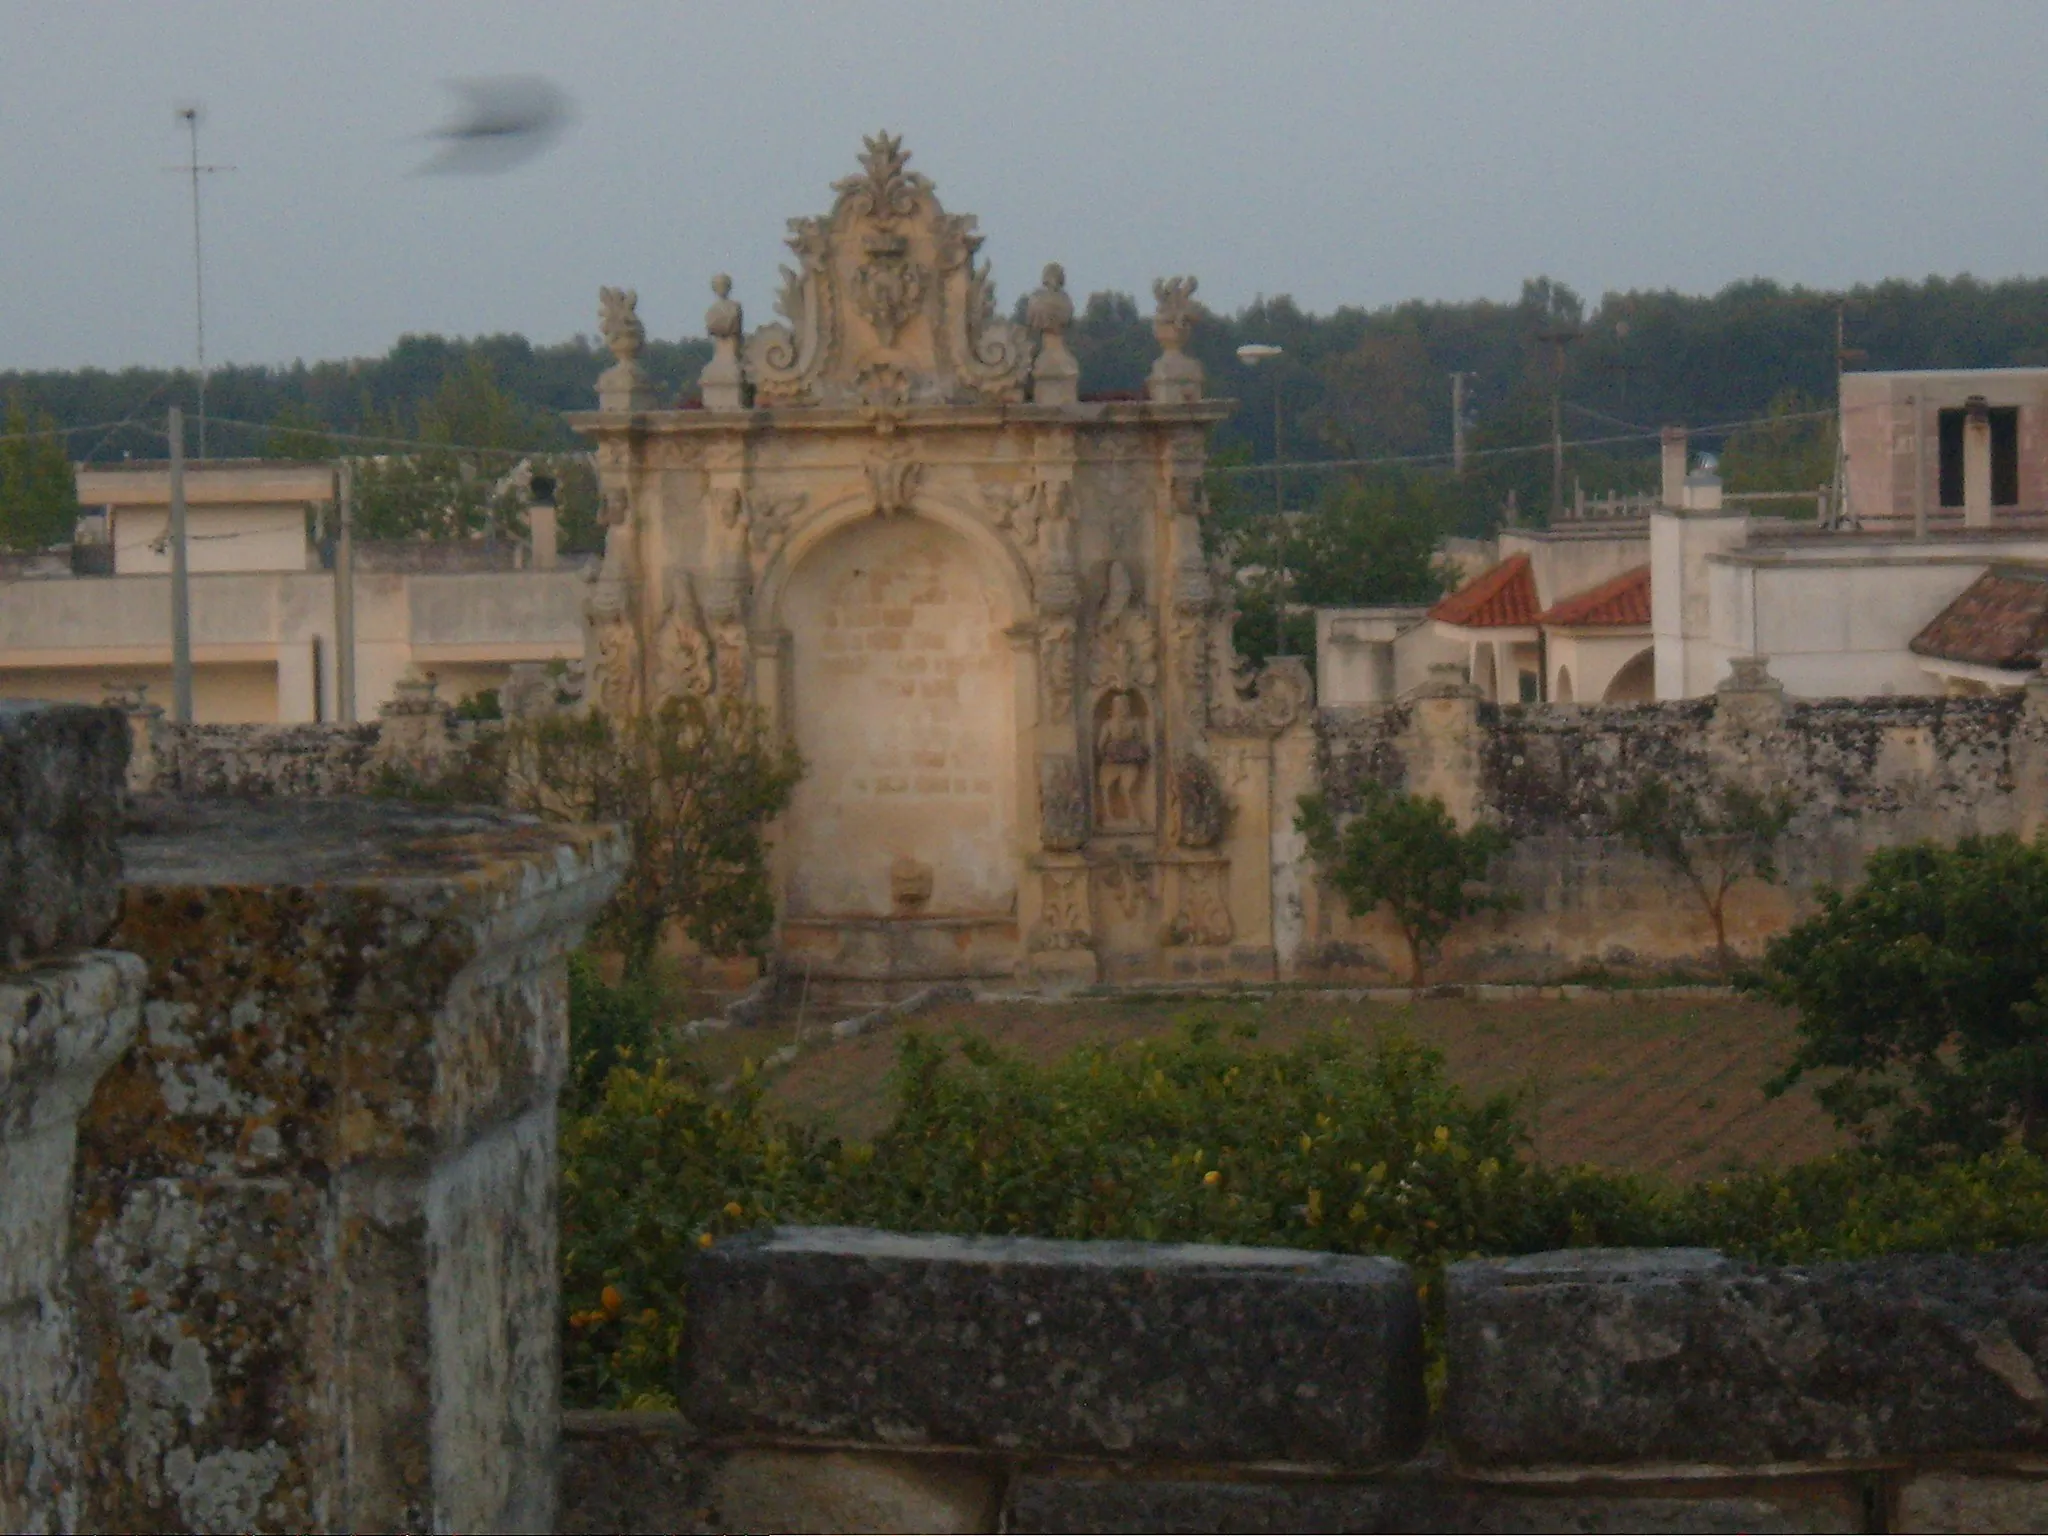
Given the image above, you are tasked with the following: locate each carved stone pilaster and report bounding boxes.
[1166,858,1233,947]
[1038,755,1087,852]
[1030,864,1094,952]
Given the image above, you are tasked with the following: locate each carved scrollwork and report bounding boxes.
[651,573,715,700]
[1038,755,1087,852]
[1171,754,1229,849]
[866,447,923,517]
[1089,560,1159,698]
[1030,867,1093,951]
[1167,862,1233,948]
[1039,615,1077,724]
[1211,654,1313,736]
[585,587,639,717]
[742,491,807,561]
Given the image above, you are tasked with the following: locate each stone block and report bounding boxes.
[559,1416,998,1535]
[69,798,623,1534]
[1894,1471,2048,1534]
[681,1226,1425,1465]
[1007,1469,1863,1534]
[703,1449,998,1535]
[1446,1247,2048,1469]
[0,949,145,1536]
[0,700,126,966]
[560,1412,711,1536]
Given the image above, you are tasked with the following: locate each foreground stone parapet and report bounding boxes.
[0,949,145,1534]
[680,1226,1425,1465]
[70,798,623,1535]
[0,701,126,966]
[1445,1246,2048,1470]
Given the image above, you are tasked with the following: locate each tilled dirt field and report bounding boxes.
[683,989,1842,1181]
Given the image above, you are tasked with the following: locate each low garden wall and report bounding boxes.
[562,1226,2048,1534]
[1297,666,2048,980]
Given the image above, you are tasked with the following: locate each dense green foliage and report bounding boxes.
[560,1009,2048,1408]
[1614,775,1795,971]
[1298,788,1512,983]
[0,392,80,552]
[379,696,803,975]
[1751,834,2048,1160]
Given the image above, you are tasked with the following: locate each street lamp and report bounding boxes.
[1236,343,1288,657]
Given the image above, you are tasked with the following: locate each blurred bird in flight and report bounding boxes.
[415,76,571,174]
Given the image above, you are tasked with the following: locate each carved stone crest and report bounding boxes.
[1146,275,1205,405]
[739,134,1032,407]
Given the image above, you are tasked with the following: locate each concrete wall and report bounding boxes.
[559,1225,2048,1534]
[0,567,586,724]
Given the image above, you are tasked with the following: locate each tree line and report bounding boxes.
[8,269,2048,582]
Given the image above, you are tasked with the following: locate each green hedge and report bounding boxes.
[560,985,2048,1408]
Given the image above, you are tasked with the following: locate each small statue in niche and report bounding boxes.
[1095,690,1152,831]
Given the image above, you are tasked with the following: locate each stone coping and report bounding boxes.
[681,1226,1425,1466]
[120,795,622,893]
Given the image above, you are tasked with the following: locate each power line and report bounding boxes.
[1209,407,1843,477]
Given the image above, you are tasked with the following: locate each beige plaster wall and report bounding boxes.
[779,515,1020,919]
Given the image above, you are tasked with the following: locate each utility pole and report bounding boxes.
[168,406,194,723]
[169,106,233,460]
[1450,372,1474,476]
[334,460,357,722]
[1535,321,1580,521]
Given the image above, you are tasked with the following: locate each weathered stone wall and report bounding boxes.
[561,1224,2048,1534]
[65,798,623,1533]
[0,702,146,1535]
[1297,669,2048,980]
[136,719,386,797]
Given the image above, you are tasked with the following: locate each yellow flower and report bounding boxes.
[697,1232,715,1249]
[601,1285,623,1313]
[723,1201,744,1219]
[1434,1125,1450,1145]
[1203,1169,1221,1187]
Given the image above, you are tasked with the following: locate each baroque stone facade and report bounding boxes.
[570,135,1311,991]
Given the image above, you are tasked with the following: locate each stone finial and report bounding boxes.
[1714,654,1787,735]
[596,285,658,411]
[1146,275,1205,404]
[1027,263,1080,408]
[700,274,748,411]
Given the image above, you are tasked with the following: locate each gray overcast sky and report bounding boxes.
[5,0,2044,371]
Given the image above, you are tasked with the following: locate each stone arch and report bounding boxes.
[1603,647,1656,703]
[757,490,1032,639]
[1554,664,1575,703]
[770,500,1023,922]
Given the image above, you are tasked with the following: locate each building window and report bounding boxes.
[1938,405,2020,507]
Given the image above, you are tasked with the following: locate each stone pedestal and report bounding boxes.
[75,799,624,1534]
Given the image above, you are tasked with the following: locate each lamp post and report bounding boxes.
[1237,342,1286,656]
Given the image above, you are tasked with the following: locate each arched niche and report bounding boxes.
[1603,647,1656,703]
[1554,665,1575,703]
[770,505,1022,920]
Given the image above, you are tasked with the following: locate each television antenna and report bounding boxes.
[164,105,234,459]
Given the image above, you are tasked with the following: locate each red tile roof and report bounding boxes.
[1910,566,2048,671]
[1429,553,1540,628]
[1539,565,1652,629]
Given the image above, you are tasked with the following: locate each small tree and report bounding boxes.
[1297,786,1511,985]
[1751,834,2048,1160]
[1613,774,1794,972]
[0,391,80,553]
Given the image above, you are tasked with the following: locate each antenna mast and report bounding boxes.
[170,107,233,460]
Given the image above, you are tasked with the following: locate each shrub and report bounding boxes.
[1297,788,1512,983]
[1749,833,2048,1159]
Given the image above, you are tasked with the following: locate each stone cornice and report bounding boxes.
[567,398,1234,440]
